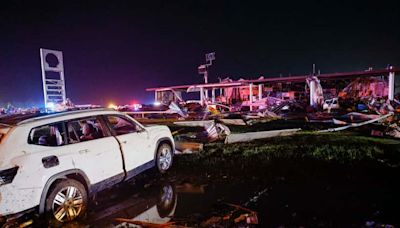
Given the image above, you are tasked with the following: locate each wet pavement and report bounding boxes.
[6,160,400,227]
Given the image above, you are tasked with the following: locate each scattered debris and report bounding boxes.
[322,97,339,113]
[206,122,231,141]
[169,102,188,118]
[114,218,177,228]
[306,76,324,107]
[339,77,388,99]
[371,129,384,137]
[225,128,301,144]
[219,118,246,126]
[386,123,400,138]
[332,112,380,125]
[365,220,395,228]
[174,120,231,142]
[318,112,394,133]
[175,141,204,154]
[173,120,214,127]
[200,203,258,227]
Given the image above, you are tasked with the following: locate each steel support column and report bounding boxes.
[309,80,316,106]
[200,87,204,106]
[389,66,395,101]
[249,83,254,111]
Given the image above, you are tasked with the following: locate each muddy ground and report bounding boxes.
[7,133,400,227]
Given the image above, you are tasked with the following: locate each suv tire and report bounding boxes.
[45,179,87,223]
[156,143,173,173]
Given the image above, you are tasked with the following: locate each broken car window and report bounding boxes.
[29,122,66,146]
[67,117,105,143]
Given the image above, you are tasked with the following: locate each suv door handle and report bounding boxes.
[79,149,89,154]
[121,141,127,144]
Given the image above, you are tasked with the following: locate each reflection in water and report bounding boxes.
[89,181,178,227]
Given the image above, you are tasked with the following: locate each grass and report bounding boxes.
[175,132,400,169]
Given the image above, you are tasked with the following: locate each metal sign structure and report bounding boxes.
[205,52,215,65]
[198,64,207,74]
[197,52,216,103]
[198,52,216,83]
[40,48,66,109]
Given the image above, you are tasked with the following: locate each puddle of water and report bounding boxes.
[5,160,400,227]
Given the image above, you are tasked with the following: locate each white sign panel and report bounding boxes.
[205,52,216,62]
[40,48,66,109]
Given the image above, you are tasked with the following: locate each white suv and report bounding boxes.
[0,109,174,223]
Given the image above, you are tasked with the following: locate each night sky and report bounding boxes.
[1,0,399,106]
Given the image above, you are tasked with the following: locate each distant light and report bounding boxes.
[46,102,55,111]
[132,103,142,111]
[154,101,161,106]
[47,102,54,108]
[108,103,117,109]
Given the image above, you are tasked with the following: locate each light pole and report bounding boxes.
[198,52,216,104]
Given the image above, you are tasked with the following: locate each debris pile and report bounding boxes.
[201,203,258,227]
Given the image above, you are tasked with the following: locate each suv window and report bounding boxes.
[29,122,66,146]
[106,115,142,136]
[67,117,105,144]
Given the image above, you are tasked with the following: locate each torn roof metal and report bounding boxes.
[146,68,399,92]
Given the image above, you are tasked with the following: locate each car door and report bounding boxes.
[66,116,125,187]
[104,115,152,178]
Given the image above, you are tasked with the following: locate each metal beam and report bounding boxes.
[309,80,316,106]
[389,66,395,100]
[249,83,253,111]
[200,87,204,106]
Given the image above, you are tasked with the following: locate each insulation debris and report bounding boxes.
[219,118,246,126]
[225,128,301,144]
[168,102,188,118]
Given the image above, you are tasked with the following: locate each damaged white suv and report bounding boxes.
[0,109,174,223]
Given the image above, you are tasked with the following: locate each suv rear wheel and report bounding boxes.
[45,179,87,223]
[156,143,173,173]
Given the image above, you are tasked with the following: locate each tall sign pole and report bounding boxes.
[204,52,215,83]
[40,48,67,111]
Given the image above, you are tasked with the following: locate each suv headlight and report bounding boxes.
[0,167,19,186]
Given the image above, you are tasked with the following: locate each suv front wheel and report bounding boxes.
[156,143,173,173]
[45,179,87,223]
